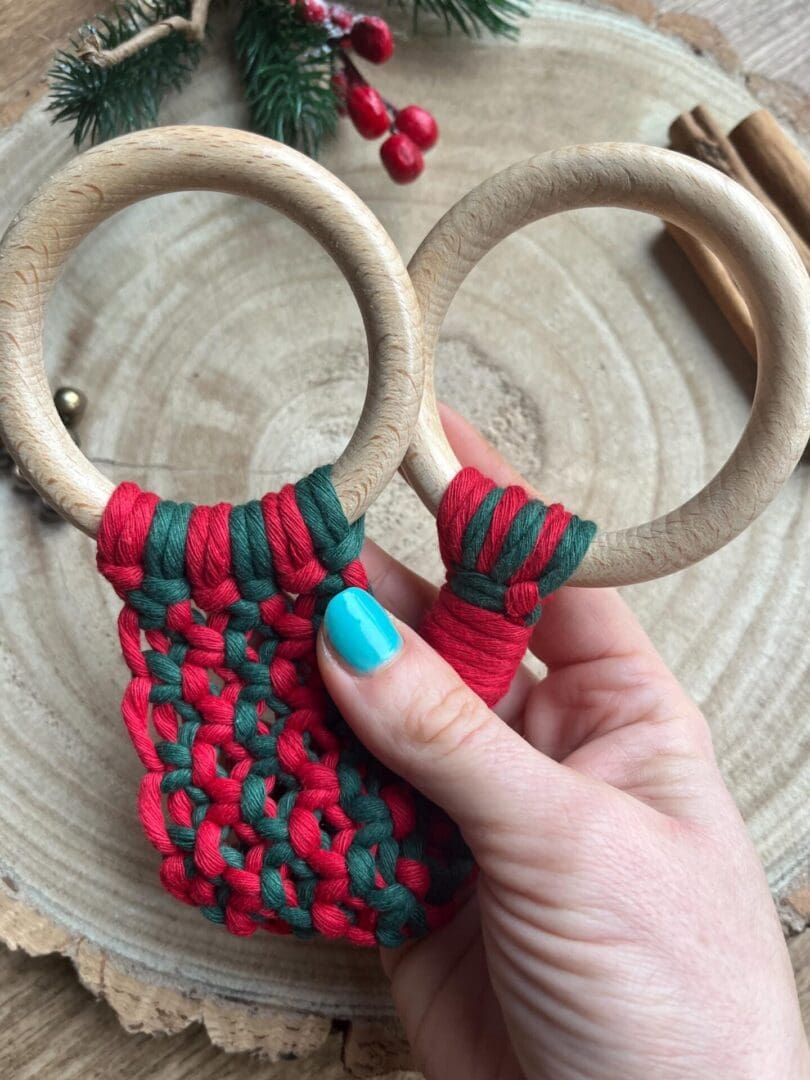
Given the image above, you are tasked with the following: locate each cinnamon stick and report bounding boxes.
[670,107,767,194]
[730,109,810,252]
[665,222,756,357]
[666,104,810,361]
[669,105,810,270]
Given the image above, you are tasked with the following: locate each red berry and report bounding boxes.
[347,84,390,139]
[329,4,354,31]
[380,133,424,184]
[350,16,394,64]
[297,0,327,22]
[394,105,438,151]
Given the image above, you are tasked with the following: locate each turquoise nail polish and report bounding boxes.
[324,588,402,673]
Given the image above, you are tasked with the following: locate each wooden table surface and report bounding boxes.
[0,1,808,1077]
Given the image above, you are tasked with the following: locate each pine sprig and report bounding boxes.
[48,1,204,146]
[406,0,530,37]
[47,0,528,159]
[235,1,339,158]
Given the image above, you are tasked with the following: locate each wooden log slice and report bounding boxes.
[0,0,808,1069]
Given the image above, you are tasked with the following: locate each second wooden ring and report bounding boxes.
[403,142,810,587]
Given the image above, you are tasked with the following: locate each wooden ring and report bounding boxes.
[0,126,423,535]
[403,143,810,586]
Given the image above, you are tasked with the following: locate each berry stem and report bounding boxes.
[340,51,366,87]
[339,51,397,126]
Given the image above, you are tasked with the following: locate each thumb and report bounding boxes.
[317,587,577,842]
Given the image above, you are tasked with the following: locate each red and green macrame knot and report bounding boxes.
[445,467,594,624]
[421,467,596,706]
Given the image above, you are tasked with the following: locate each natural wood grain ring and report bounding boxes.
[0,125,423,534]
[403,142,810,586]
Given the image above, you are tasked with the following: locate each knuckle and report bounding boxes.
[641,707,715,762]
[400,681,492,757]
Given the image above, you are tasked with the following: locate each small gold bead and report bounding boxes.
[53,386,87,427]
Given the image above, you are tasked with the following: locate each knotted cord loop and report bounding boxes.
[421,467,596,706]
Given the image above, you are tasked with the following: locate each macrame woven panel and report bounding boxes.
[97,465,594,946]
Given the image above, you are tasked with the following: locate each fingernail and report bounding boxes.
[324,587,402,674]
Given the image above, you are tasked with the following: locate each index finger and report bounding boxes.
[438,403,662,671]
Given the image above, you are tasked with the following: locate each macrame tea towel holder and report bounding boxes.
[1,131,809,947]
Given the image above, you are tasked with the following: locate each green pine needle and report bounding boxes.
[48,1,204,147]
[406,0,530,37]
[235,1,338,158]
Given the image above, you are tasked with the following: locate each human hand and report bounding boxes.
[317,405,809,1080]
